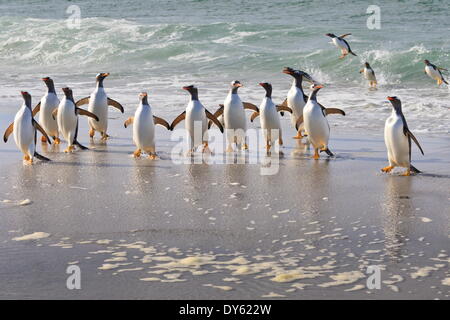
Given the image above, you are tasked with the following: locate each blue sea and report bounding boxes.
[0,0,449,134]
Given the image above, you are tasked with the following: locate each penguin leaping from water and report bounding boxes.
[3,91,51,164]
[325,33,357,59]
[360,62,377,89]
[32,77,61,144]
[55,87,99,153]
[424,60,448,86]
[75,73,124,141]
[209,81,259,152]
[170,85,223,154]
[382,96,424,176]
[124,92,170,159]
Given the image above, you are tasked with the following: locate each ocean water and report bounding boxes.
[0,0,449,134]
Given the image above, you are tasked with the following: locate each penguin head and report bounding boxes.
[41,77,55,92]
[283,67,315,84]
[387,96,402,111]
[20,91,32,108]
[61,87,74,101]
[259,82,272,98]
[282,67,296,76]
[364,62,371,68]
[139,92,148,104]
[424,59,431,66]
[182,85,198,100]
[309,84,323,100]
[231,80,243,88]
[41,77,53,84]
[96,73,110,81]
[325,33,336,38]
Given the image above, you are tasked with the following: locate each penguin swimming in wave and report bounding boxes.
[423,60,448,86]
[360,62,377,89]
[325,33,357,59]
[382,96,424,176]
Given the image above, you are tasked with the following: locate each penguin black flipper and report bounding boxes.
[34,151,51,161]
[410,165,421,174]
[339,33,352,38]
[32,102,41,117]
[278,99,288,116]
[320,148,334,157]
[295,115,304,131]
[76,108,99,121]
[73,120,88,150]
[107,98,125,113]
[437,69,449,84]
[324,108,346,116]
[170,111,186,130]
[205,109,224,133]
[405,129,424,156]
[250,111,259,122]
[342,39,357,56]
[243,102,259,113]
[207,105,224,129]
[276,105,292,114]
[75,97,90,107]
[153,116,170,130]
[32,119,51,144]
[3,123,14,143]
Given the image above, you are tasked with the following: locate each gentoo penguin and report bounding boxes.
[258,82,292,154]
[124,92,170,159]
[55,87,99,153]
[325,33,357,59]
[3,91,51,164]
[302,84,333,159]
[382,96,424,176]
[208,81,258,152]
[423,60,448,86]
[32,77,61,144]
[360,62,377,88]
[170,85,223,153]
[75,73,124,141]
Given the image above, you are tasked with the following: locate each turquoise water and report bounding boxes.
[0,0,449,133]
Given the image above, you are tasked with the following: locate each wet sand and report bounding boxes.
[0,117,449,299]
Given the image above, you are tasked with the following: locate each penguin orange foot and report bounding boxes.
[401,169,411,176]
[53,137,61,145]
[313,149,320,160]
[41,136,47,143]
[133,149,141,158]
[381,166,394,173]
[64,145,75,153]
[89,128,95,138]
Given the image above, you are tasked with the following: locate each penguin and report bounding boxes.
[360,62,377,88]
[382,96,424,176]
[75,73,124,141]
[325,33,357,59]
[208,81,259,152]
[123,92,170,159]
[32,77,61,144]
[302,84,333,159]
[55,87,99,153]
[423,60,448,86]
[281,67,315,139]
[3,91,51,164]
[170,85,223,153]
[258,82,292,154]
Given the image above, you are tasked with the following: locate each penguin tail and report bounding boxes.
[350,51,357,56]
[410,165,421,174]
[320,148,334,157]
[74,140,89,150]
[34,151,51,161]
[443,78,449,85]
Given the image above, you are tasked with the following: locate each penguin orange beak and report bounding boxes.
[258,83,265,87]
[103,73,110,77]
[315,85,324,89]
[21,91,27,96]
[41,77,49,81]
[387,96,395,101]
[140,92,147,97]
[182,86,189,91]
[235,83,243,87]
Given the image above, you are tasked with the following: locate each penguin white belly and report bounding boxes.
[425,66,441,81]
[384,116,410,168]
[39,93,59,137]
[364,69,376,81]
[133,107,155,150]
[303,102,330,149]
[333,38,348,51]
[224,95,246,144]
[260,99,281,143]
[186,101,207,147]
[287,87,305,128]
[88,89,108,132]
[57,100,78,146]
[13,107,35,157]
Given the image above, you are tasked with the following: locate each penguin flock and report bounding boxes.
[4,32,441,176]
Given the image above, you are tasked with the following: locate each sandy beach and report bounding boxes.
[0,115,449,299]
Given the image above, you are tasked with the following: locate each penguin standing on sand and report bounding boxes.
[32,77,61,144]
[258,82,292,154]
[124,92,170,159]
[325,33,357,59]
[55,87,99,153]
[360,62,377,89]
[170,85,223,154]
[423,60,448,86]
[209,81,259,152]
[302,84,334,159]
[382,96,424,176]
[3,91,51,164]
[75,73,124,141]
